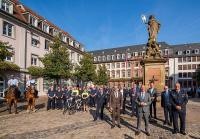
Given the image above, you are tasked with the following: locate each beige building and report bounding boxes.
[0,0,85,96]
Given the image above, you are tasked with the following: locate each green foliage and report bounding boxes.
[40,36,72,83]
[196,68,200,85]
[0,41,13,61]
[27,66,44,77]
[0,61,20,71]
[74,53,97,83]
[96,64,109,85]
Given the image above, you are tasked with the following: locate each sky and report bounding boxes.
[20,0,200,51]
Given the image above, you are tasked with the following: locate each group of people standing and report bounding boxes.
[90,82,188,136]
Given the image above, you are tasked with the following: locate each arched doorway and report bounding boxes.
[0,76,5,97]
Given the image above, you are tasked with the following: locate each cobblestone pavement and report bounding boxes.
[0,97,199,139]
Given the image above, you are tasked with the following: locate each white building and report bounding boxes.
[0,0,85,96]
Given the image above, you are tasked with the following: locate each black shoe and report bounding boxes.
[135,131,141,135]
[93,118,97,121]
[172,131,178,134]
[180,131,187,135]
[117,124,121,128]
[111,125,115,129]
[146,132,150,136]
[168,122,172,126]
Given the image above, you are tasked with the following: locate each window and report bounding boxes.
[183,65,187,70]
[122,70,125,77]
[178,65,182,70]
[111,70,115,78]
[192,64,196,69]
[102,56,106,61]
[31,55,38,66]
[164,49,169,55]
[3,21,14,37]
[121,62,125,68]
[106,64,110,69]
[117,54,121,60]
[178,57,182,63]
[112,63,115,69]
[188,64,191,70]
[178,73,182,78]
[122,54,125,59]
[94,57,97,62]
[188,72,192,78]
[183,57,186,62]
[192,57,196,62]
[107,70,110,77]
[127,69,131,77]
[30,15,38,27]
[186,50,190,55]
[127,53,131,58]
[53,29,59,36]
[142,51,145,56]
[194,49,199,54]
[127,62,131,68]
[135,62,139,67]
[197,56,200,61]
[187,57,191,62]
[183,72,187,78]
[111,55,115,60]
[178,51,182,55]
[45,39,50,50]
[31,34,39,47]
[5,48,13,62]
[116,63,120,68]
[1,0,13,14]
[107,55,111,61]
[98,56,101,61]
[134,52,138,57]
[116,70,120,78]
[43,23,49,33]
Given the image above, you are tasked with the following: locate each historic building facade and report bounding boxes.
[0,0,85,96]
[90,42,200,89]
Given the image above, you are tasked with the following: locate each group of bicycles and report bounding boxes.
[62,94,84,115]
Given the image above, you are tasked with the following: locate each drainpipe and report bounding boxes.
[24,29,28,90]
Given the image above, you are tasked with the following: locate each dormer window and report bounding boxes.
[53,29,59,36]
[127,53,131,58]
[107,55,111,61]
[134,52,138,57]
[111,55,115,60]
[164,49,169,55]
[186,50,190,55]
[62,35,67,42]
[43,23,49,33]
[98,56,101,61]
[122,54,125,59]
[178,51,182,55]
[94,57,97,62]
[1,0,13,14]
[30,15,38,27]
[195,49,199,54]
[102,56,106,61]
[117,54,121,60]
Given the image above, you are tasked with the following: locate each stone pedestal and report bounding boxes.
[141,58,167,93]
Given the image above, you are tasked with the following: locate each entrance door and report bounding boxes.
[0,76,5,97]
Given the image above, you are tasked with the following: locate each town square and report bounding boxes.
[0,0,200,139]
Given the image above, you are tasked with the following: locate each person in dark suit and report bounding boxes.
[130,84,139,116]
[55,86,63,110]
[147,82,158,119]
[161,85,172,126]
[110,86,123,128]
[94,86,106,121]
[135,85,151,136]
[89,85,97,107]
[170,82,188,135]
[122,86,129,114]
[47,85,55,110]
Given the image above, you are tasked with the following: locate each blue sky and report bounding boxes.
[21,0,200,51]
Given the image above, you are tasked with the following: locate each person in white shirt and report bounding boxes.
[5,75,19,98]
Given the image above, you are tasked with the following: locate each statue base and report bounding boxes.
[140,58,167,99]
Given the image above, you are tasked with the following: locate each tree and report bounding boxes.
[0,41,20,71]
[0,41,13,61]
[95,64,109,85]
[27,66,44,77]
[40,36,72,85]
[196,68,200,86]
[74,53,97,86]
